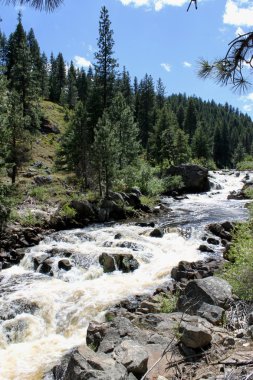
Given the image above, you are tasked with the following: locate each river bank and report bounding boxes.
[0,170,252,380]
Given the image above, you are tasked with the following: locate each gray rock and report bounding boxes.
[177,277,233,313]
[196,302,225,325]
[166,164,210,193]
[248,312,253,325]
[58,259,72,271]
[49,345,128,380]
[99,253,139,273]
[179,317,212,348]
[34,176,52,185]
[113,340,148,377]
[150,228,164,238]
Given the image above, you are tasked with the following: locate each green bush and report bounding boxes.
[29,186,47,202]
[163,175,184,192]
[220,222,253,301]
[158,293,178,313]
[236,160,253,170]
[59,203,77,219]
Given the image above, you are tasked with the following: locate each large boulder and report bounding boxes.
[46,345,128,380]
[166,164,210,193]
[113,340,148,377]
[99,253,139,273]
[69,200,95,223]
[179,316,212,349]
[98,199,126,222]
[177,277,233,313]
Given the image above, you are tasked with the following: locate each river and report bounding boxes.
[0,171,250,380]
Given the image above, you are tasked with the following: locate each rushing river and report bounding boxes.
[0,171,250,380]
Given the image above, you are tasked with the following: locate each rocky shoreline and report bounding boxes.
[1,167,252,379]
[43,221,253,380]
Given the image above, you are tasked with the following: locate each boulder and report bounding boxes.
[207,222,233,241]
[47,345,128,380]
[177,277,233,313]
[150,228,164,238]
[113,340,148,377]
[166,164,210,193]
[196,302,225,325]
[40,117,60,134]
[58,259,72,271]
[99,199,126,222]
[171,259,220,282]
[69,200,95,223]
[34,176,52,186]
[179,316,212,348]
[99,253,139,273]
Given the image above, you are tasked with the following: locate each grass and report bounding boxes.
[158,293,178,313]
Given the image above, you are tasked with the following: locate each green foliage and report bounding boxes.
[158,293,178,313]
[59,203,77,219]
[10,210,44,227]
[29,186,47,202]
[191,157,217,170]
[236,155,253,170]
[163,175,184,192]
[220,222,253,301]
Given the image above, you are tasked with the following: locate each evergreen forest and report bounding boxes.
[1,8,253,199]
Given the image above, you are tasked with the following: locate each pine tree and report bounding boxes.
[108,92,139,169]
[94,6,118,110]
[66,61,78,109]
[58,102,91,188]
[150,106,178,168]
[49,52,66,102]
[6,12,40,132]
[156,78,166,110]
[40,52,49,98]
[184,98,197,139]
[93,112,119,197]
[76,67,88,103]
[192,121,211,159]
[137,74,155,151]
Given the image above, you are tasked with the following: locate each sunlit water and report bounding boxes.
[0,171,250,380]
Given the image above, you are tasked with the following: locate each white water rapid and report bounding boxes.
[0,171,250,380]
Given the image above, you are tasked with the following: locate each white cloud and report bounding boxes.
[243,104,253,112]
[235,26,245,35]
[118,0,188,11]
[161,63,171,72]
[240,92,253,113]
[224,0,253,26]
[73,55,92,68]
[183,61,192,68]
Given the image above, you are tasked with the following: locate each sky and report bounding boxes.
[1,0,253,118]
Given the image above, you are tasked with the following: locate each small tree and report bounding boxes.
[93,112,118,197]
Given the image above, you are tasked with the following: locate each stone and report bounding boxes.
[58,259,72,271]
[99,253,139,273]
[150,228,164,238]
[177,277,233,313]
[49,345,128,380]
[198,245,214,253]
[40,117,60,134]
[69,199,95,222]
[248,312,253,325]
[166,164,210,193]
[113,340,148,377]
[34,176,52,185]
[179,317,212,348]
[196,302,225,325]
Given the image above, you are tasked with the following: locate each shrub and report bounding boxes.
[158,293,178,313]
[163,175,184,192]
[59,203,77,219]
[220,222,253,301]
[29,186,47,202]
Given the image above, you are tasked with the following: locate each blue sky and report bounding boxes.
[1,0,253,117]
